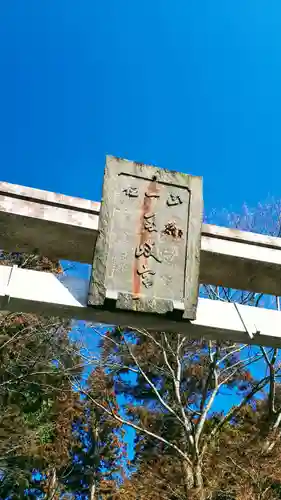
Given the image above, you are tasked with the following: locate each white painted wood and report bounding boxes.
[1,181,281,295]
[0,265,280,347]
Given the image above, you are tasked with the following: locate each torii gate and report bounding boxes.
[0,155,281,347]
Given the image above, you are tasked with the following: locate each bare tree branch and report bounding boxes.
[260,346,278,417]
[73,379,192,467]
[122,336,189,433]
[206,376,270,446]
[195,342,219,448]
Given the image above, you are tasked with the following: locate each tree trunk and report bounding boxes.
[181,458,205,499]
[47,468,58,500]
[182,459,193,496]
[90,481,97,500]
[193,460,205,500]
[90,422,99,500]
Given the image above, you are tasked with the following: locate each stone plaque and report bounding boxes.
[88,156,203,320]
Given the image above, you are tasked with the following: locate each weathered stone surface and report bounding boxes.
[88,156,203,320]
[3,179,281,301]
[0,182,99,262]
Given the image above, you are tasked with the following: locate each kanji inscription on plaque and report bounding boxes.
[88,156,203,320]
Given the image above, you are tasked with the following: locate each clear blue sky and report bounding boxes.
[1,1,280,216]
[1,2,277,458]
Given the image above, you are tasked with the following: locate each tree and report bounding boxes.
[119,392,281,500]
[0,311,84,498]
[75,327,261,498]
[203,388,281,499]
[0,251,124,499]
[0,252,82,498]
[62,367,125,499]
[2,198,281,499]
[79,200,281,499]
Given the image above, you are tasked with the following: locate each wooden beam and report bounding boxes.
[1,181,281,295]
[0,264,280,347]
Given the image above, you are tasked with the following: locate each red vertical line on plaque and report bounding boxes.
[132,178,159,298]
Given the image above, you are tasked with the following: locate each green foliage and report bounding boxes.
[38,422,55,445]
[0,253,81,497]
[4,250,281,499]
[0,251,125,499]
[61,369,125,498]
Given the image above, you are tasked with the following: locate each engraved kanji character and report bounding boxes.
[135,241,162,263]
[123,187,139,197]
[142,276,154,288]
[135,241,154,258]
[143,212,157,232]
[137,264,156,277]
[163,221,183,239]
[137,264,155,288]
[167,193,183,206]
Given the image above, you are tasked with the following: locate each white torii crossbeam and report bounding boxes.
[1,180,281,347]
[0,264,280,347]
